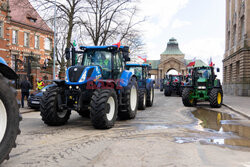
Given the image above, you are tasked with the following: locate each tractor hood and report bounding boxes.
[65,65,102,85]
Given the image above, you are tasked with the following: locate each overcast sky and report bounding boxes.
[138,0,225,77]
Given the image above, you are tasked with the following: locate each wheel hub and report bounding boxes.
[130,85,137,111]
[106,96,115,121]
[0,99,7,142]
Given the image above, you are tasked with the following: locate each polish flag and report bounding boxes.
[187,57,196,67]
[113,41,121,48]
[208,57,214,67]
[138,55,147,62]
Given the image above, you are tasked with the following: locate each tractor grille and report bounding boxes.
[68,66,85,82]
[197,82,206,87]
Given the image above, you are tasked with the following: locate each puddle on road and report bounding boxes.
[176,108,250,148]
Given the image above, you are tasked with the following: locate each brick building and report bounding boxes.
[0,0,54,91]
[223,0,250,96]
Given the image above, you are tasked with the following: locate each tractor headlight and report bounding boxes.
[198,86,206,90]
[79,70,87,82]
[65,75,69,82]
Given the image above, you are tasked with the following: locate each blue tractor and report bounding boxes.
[0,57,21,164]
[40,45,139,129]
[125,64,154,110]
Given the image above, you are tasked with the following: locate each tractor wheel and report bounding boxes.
[90,89,118,129]
[179,87,183,97]
[118,78,138,120]
[40,86,71,126]
[182,88,196,107]
[146,87,154,107]
[164,86,171,96]
[138,88,146,110]
[0,75,21,164]
[160,88,163,92]
[209,88,223,108]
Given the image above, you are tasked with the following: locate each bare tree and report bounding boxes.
[80,0,145,46]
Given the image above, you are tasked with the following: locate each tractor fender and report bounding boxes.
[52,80,65,87]
[119,70,133,87]
[0,57,18,80]
[146,78,154,91]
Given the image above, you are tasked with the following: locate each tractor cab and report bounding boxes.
[125,63,154,110]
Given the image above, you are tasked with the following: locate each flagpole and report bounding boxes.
[53,0,57,80]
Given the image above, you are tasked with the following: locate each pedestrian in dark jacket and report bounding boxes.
[20,76,32,108]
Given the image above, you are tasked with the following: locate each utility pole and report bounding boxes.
[53,0,57,79]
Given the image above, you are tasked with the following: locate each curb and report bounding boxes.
[223,103,250,119]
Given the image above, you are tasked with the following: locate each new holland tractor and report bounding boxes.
[182,66,223,108]
[40,45,139,129]
[125,64,154,110]
[0,57,21,164]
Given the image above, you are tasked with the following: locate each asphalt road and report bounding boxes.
[2,90,250,167]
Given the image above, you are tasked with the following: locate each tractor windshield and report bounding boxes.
[171,76,181,82]
[82,51,112,70]
[127,66,144,79]
[197,68,212,79]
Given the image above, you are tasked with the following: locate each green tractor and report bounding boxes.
[182,66,223,108]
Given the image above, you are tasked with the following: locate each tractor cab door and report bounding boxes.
[112,52,124,80]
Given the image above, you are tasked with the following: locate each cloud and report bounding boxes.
[171,19,191,29]
[182,38,225,80]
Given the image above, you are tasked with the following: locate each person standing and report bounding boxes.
[37,78,45,90]
[20,76,32,108]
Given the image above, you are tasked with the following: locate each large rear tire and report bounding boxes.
[40,86,71,126]
[90,89,118,129]
[118,78,138,120]
[0,75,21,164]
[209,88,223,108]
[146,87,154,107]
[138,88,146,110]
[182,88,196,107]
[164,86,171,96]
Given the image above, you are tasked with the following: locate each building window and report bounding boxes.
[45,37,52,51]
[24,32,30,47]
[0,22,3,38]
[35,35,39,49]
[11,55,16,71]
[236,61,240,79]
[233,25,237,46]
[12,30,18,45]
[230,64,233,82]
[224,66,227,82]
[228,31,231,50]
[241,16,245,40]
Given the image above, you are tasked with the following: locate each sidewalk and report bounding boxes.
[19,100,37,114]
[223,95,250,118]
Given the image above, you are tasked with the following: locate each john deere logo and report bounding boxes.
[74,68,77,71]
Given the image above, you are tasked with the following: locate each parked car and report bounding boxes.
[28,84,55,109]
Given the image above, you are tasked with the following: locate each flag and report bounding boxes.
[187,57,196,67]
[138,55,147,62]
[208,57,214,67]
[113,41,121,48]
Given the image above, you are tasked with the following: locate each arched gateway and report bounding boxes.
[148,38,187,87]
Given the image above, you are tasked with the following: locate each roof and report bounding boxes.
[146,60,160,69]
[9,0,53,33]
[185,59,208,67]
[161,38,184,55]
[79,45,129,52]
[126,63,150,67]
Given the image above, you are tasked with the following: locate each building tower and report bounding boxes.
[223,0,250,96]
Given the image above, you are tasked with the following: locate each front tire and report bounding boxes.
[40,86,71,126]
[146,87,154,107]
[182,88,196,107]
[0,75,21,164]
[90,89,118,129]
[138,89,146,110]
[164,86,171,96]
[209,88,223,108]
[118,78,138,120]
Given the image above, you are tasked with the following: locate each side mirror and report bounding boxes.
[123,52,130,61]
[65,48,70,60]
[216,68,220,73]
[148,65,152,70]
